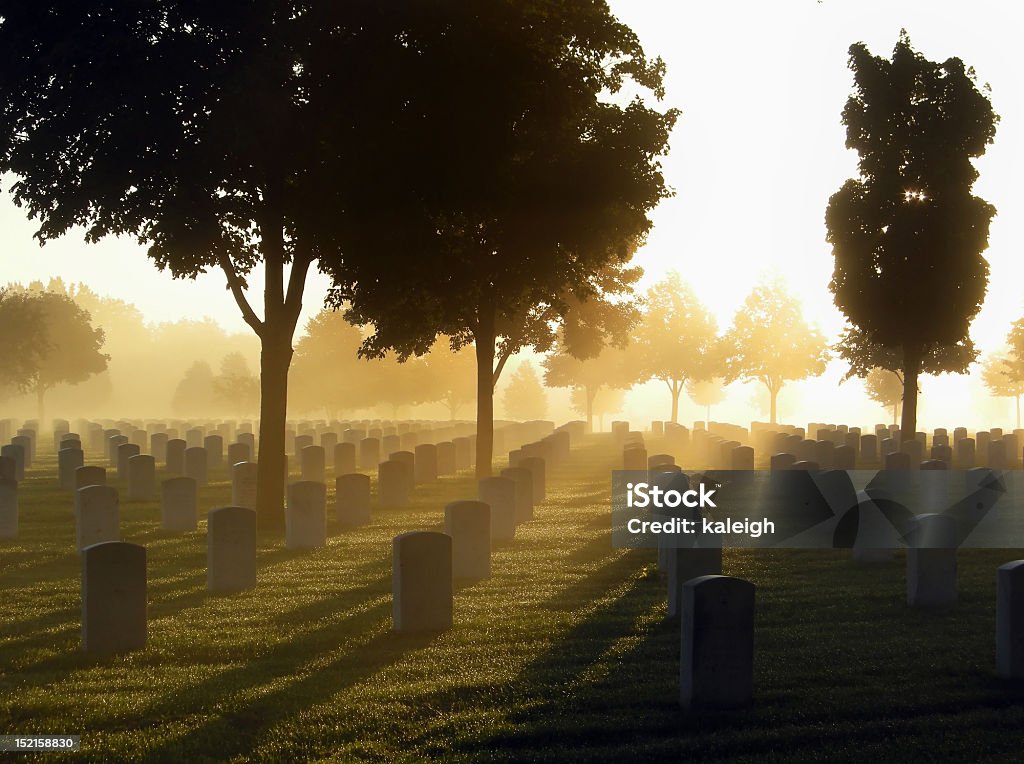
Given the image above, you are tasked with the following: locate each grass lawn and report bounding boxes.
[2,435,1024,762]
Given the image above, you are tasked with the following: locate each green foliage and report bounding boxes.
[289,311,376,418]
[835,325,975,382]
[0,288,50,387]
[722,279,828,423]
[826,32,997,436]
[501,361,548,421]
[864,367,904,424]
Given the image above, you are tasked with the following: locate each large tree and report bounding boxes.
[722,280,828,425]
[826,32,998,438]
[634,272,719,423]
[980,319,1024,428]
[0,3,427,531]
[323,4,676,476]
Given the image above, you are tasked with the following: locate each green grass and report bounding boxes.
[2,437,1024,762]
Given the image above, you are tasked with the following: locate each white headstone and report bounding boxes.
[997,560,1024,680]
[161,476,198,532]
[207,506,257,593]
[336,473,371,527]
[478,477,516,541]
[444,501,491,580]
[392,531,453,632]
[74,485,120,552]
[286,481,327,549]
[81,541,146,653]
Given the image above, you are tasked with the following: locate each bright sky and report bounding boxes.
[2,0,1022,429]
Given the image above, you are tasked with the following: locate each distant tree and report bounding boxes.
[322,3,675,477]
[634,272,719,423]
[686,377,727,427]
[0,288,49,390]
[570,386,625,432]
[289,311,375,419]
[722,280,828,424]
[369,354,433,419]
[826,32,998,439]
[981,351,1024,428]
[172,361,217,417]
[213,353,260,418]
[422,339,478,420]
[864,367,904,425]
[502,361,548,421]
[0,289,107,424]
[544,343,637,432]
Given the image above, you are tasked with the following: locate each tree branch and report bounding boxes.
[492,345,514,389]
[219,255,264,337]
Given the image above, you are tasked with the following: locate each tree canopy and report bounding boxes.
[501,361,548,422]
[722,279,828,425]
[826,31,998,438]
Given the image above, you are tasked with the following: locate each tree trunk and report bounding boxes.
[1016,394,1020,429]
[36,385,46,429]
[585,385,596,433]
[474,312,496,478]
[706,404,711,427]
[256,328,292,533]
[670,380,681,424]
[892,402,898,426]
[768,383,779,425]
[900,343,922,440]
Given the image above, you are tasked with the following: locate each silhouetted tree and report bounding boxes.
[501,361,548,422]
[686,377,727,427]
[544,343,637,433]
[981,326,1024,428]
[722,280,828,424]
[322,4,675,476]
[172,361,217,417]
[826,32,997,438]
[864,367,904,425]
[0,3,432,531]
[289,311,375,419]
[634,272,718,423]
[0,288,49,389]
[213,353,260,418]
[422,340,478,420]
[570,386,625,432]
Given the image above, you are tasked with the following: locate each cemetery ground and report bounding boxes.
[2,438,1024,762]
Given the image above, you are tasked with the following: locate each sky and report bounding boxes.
[2,0,1022,429]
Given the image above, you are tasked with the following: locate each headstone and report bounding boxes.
[414,444,438,483]
[334,442,356,475]
[166,438,187,474]
[74,485,120,552]
[436,441,456,476]
[12,435,33,468]
[161,476,198,532]
[207,506,257,593]
[74,465,106,490]
[956,437,976,469]
[382,435,402,460]
[500,467,534,523]
[58,447,85,490]
[300,445,326,483]
[151,433,169,463]
[444,501,491,579]
[286,481,327,549]
[336,473,371,526]
[667,546,723,621]
[359,438,381,470]
[0,455,15,482]
[392,531,453,632]
[116,442,141,481]
[0,478,17,538]
[378,460,411,507]
[680,575,755,710]
[997,560,1024,680]
[231,462,259,511]
[185,427,204,449]
[127,454,157,500]
[81,541,146,653]
[478,477,517,541]
[453,437,473,470]
[227,442,250,466]
[624,446,647,471]
[906,514,957,608]
[204,435,224,468]
[833,445,856,470]
[1,444,25,481]
[519,456,546,503]
[293,434,314,455]
[770,453,795,471]
[184,446,208,486]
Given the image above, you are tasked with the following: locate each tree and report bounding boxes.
[0,3,433,531]
[686,377,727,426]
[0,289,107,424]
[634,272,719,423]
[213,353,260,418]
[826,32,998,439]
[570,386,625,432]
[544,343,637,432]
[172,361,217,418]
[289,311,375,419]
[421,340,478,420]
[722,280,828,425]
[501,361,548,422]
[0,288,49,390]
[974,348,1024,426]
[864,367,904,425]
[322,3,676,476]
